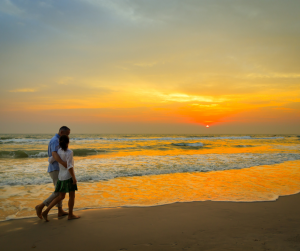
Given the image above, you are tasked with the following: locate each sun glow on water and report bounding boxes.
[1,160,300,221]
[0,134,299,221]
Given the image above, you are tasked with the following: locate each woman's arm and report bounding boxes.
[66,150,76,184]
[52,151,67,168]
[68,168,77,184]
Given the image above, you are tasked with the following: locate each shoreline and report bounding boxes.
[2,159,300,222]
[3,189,300,223]
[1,192,300,250]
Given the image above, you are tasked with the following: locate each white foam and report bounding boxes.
[1,152,299,186]
[0,138,49,144]
[0,135,285,145]
[103,136,285,141]
[29,152,48,158]
[272,144,300,150]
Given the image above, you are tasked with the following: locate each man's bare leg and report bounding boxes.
[68,191,80,220]
[36,171,68,218]
[42,193,65,222]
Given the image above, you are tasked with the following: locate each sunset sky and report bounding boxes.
[0,0,299,134]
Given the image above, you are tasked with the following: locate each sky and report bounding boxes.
[0,0,299,134]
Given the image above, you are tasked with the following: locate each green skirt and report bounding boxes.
[55,178,78,193]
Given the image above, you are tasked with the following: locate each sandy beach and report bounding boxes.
[1,193,300,251]
[1,0,300,249]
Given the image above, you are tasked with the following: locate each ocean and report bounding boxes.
[0,134,300,221]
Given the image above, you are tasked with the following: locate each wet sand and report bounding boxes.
[1,193,300,251]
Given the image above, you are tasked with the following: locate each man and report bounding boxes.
[35,126,71,219]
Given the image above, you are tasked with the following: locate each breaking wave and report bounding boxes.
[0,149,104,158]
[1,152,299,186]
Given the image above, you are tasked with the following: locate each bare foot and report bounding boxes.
[68,214,80,220]
[58,211,69,217]
[42,211,49,222]
[35,205,42,219]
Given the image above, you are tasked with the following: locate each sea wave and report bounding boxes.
[0,135,285,145]
[103,136,285,141]
[234,145,255,148]
[0,149,104,158]
[0,150,48,158]
[1,152,299,186]
[73,149,106,156]
[0,136,16,140]
[172,142,204,147]
[0,138,49,144]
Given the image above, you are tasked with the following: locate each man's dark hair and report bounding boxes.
[59,135,69,151]
[59,126,70,133]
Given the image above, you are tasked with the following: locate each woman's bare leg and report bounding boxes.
[68,191,80,220]
[42,193,65,222]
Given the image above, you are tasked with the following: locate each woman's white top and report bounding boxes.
[57,148,74,181]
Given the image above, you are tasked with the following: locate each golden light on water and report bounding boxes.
[1,160,300,221]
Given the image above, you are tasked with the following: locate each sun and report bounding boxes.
[206,125,210,128]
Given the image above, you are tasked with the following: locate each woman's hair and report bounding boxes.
[59,135,69,151]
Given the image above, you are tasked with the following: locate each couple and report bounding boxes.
[35,126,80,222]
